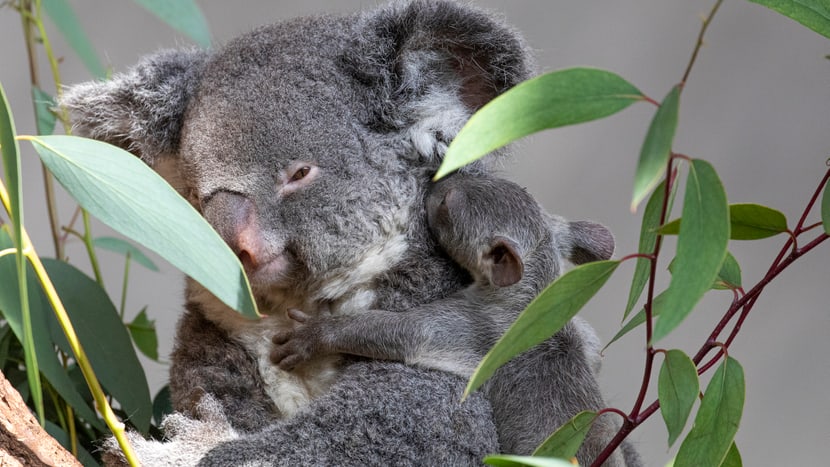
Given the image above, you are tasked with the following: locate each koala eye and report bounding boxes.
[291,166,312,182]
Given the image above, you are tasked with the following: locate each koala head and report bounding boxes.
[60,1,532,308]
[426,174,615,288]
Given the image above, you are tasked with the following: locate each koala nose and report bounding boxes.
[202,191,264,271]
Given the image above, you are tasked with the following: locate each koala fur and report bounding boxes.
[62,1,638,465]
[271,174,640,465]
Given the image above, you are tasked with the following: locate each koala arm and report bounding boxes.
[271,297,498,379]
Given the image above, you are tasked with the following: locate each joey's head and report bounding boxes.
[60,1,532,306]
[427,174,616,288]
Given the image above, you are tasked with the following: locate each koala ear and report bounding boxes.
[563,221,615,265]
[60,48,209,165]
[350,0,533,160]
[485,236,524,287]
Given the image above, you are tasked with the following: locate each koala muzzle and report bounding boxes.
[202,191,264,272]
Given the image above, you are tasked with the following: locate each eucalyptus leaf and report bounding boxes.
[606,291,667,350]
[24,135,258,318]
[0,236,104,430]
[45,420,99,467]
[128,307,159,361]
[131,0,211,47]
[152,385,173,426]
[41,0,107,78]
[652,160,729,342]
[661,203,788,240]
[466,260,620,396]
[729,203,788,239]
[631,86,680,211]
[747,0,830,39]
[624,178,677,320]
[437,68,643,179]
[533,410,598,459]
[31,87,57,136]
[484,455,574,467]
[722,442,743,467]
[658,349,699,446]
[94,236,159,271]
[0,82,43,422]
[675,357,745,467]
[713,252,742,290]
[42,259,152,432]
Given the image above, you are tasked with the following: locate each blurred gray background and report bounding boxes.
[1,1,828,465]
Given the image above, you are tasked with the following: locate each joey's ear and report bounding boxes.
[348,0,533,160]
[60,48,209,165]
[563,221,615,265]
[486,236,523,287]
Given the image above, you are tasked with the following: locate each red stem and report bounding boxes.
[591,167,829,465]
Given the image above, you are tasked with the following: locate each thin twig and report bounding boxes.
[680,0,725,87]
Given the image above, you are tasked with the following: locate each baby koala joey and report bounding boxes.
[270,174,632,464]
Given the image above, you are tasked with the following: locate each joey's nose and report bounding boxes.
[202,191,264,271]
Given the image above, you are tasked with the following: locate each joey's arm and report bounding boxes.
[271,298,496,378]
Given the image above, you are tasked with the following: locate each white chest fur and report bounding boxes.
[192,285,376,417]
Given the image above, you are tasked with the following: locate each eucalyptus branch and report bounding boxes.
[594,167,829,464]
[0,180,138,465]
[19,0,63,260]
[680,0,725,86]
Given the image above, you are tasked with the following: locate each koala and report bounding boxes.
[62,1,639,465]
[270,174,639,465]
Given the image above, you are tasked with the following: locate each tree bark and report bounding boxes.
[0,370,82,467]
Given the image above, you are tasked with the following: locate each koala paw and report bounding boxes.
[270,308,329,371]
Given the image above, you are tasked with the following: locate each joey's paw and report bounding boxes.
[270,308,327,371]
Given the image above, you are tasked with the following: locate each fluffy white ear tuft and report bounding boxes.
[60,48,208,165]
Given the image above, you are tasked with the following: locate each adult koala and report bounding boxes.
[63,1,633,465]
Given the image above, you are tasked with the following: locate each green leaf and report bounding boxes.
[821,174,829,234]
[131,0,211,47]
[631,86,680,211]
[152,385,173,426]
[729,203,788,239]
[658,218,681,235]
[721,442,743,467]
[533,410,598,459]
[437,68,644,179]
[606,291,667,350]
[128,307,159,361]
[25,135,258,318]
[466,261,620,396]
[45,421,99,467]
[668,251,742,291]
[94,236,159,271]
[41,0,107,78]
[624,178,677,320]
[658,349,700,447]
[747,0,830,39]
[42,259,152,432]
[660,203,787,240]
[0,234,104,430]
[713,252,742,290]
[484,455,575,467]
[652,160,729,342]
[675,357,745,467]
[0,82,44,423]
[31,87,57,136]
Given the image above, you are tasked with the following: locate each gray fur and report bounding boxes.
[63,1,534,465]
[272,174,640,465]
